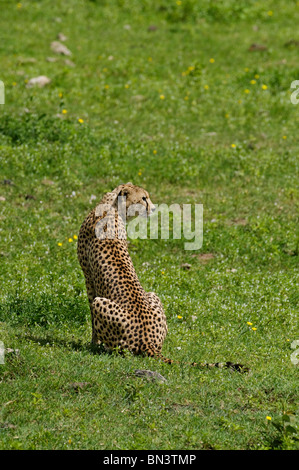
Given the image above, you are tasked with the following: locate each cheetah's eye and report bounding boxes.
[142,197,147,202]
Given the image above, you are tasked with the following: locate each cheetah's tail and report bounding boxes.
[141,344,175,365]
[193,361,249,373]
[144,344,249,373]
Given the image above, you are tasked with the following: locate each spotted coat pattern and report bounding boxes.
[77,183,173,363]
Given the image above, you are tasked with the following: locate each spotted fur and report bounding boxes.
[77,183,173,363]
[77,183,248,372]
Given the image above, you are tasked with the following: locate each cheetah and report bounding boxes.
[77,182,171,362]
[77,183,247,371]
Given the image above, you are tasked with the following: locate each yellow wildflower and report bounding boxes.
[62,109,67,114]
[282,135,287,140]
[124,84,130,89]
[209,58,215,63]
[244,89,250,94]
[231,144,236,148]
[247,322,253,326]
[204,85,209,90]
[266,416,272,421]
[57,242,63,247]
[250,80,256,85]
[254,74,259,79]
[78,118,84,124]
[267,11,273,16]
[160,94,165,100]
[153,149,157,154]
[177,315,183,319]
[262,84,268,90]
[73,235,78,240]
[252,327,257,331]
[68,238,73,243]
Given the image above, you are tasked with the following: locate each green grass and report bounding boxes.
[0,0,298,450]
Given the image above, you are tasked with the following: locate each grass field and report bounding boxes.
[0,0,298,450]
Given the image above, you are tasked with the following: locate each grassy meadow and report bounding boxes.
[0,0,298,450]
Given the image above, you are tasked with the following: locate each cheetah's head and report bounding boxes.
[112,182,155,219]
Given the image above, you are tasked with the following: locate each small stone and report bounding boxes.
[68,382,91,392]
[249,43,267,52]
[134,369,167,383]
[181,263,191,270]
[51,41,72,56]
[64,59,75,67]
[26,76,51,88]
[57,32,67,42]
[41,179,55,185]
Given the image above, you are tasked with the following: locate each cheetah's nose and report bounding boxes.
[151,206,156,213]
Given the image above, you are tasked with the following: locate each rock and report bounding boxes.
[64,59,75,67]
[1,179,14,185]
[191,253,215,263]
[132,95,146,102]
[51,41,72,56]
[5,348,20,357]
[26,76,51,88]
[0,423,17,429]
[230,218,248,226]
[41,179,55,186]
[181,263,191,270]
[17,57,37,64]
[249,43,267,52]
[68,382,91,392]
[134,369,167,383]
[57,32,67,42]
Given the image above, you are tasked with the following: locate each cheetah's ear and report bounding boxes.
[108,184,126,206]
[117,182,132,198]
[117,188,128,198]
